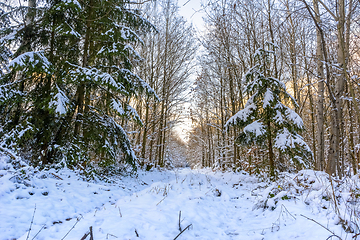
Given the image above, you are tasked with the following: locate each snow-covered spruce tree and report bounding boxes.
[0,0,156,171]
[225,46,312,177]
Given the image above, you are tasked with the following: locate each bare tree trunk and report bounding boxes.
[156,3,169,167]
[305,51,317,166]
[343,0,359,174]
[347,101,357,174]
[284,0,299,111]
[149,103,157,164]
[267,120,275,178]
[333,0,346,178]
[267,0,278,78]
[141,96,150,160]
[313,0,325,171]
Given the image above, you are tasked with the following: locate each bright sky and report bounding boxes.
[173,0,205,142]
[177,0,205,31]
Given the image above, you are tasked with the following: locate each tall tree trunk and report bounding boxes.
[313,0,325,171]
[74,0,93,136]
[141,96,150,160]
[285,0,299,112]
[149,103,157,164]
[344,0,360,129]
[40,14,57,165]
[347,101,357,174]
[305,50,317,166]
[267,0,278,78]
[333,0,346,178]
[220,72,226,168]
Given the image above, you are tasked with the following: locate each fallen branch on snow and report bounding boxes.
[26,204,36,240]
[300,214,342,239]
[60,216,82,240]
[173,224,192,240]
[80,226,94,240]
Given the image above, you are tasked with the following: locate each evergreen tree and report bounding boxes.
[0,0,157,171]
[0,6,11,77]
[226,45,312,177]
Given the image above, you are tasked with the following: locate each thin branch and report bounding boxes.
[60,216,82,240]
[318,0,338,20]
[280,204,296,220]
[128,0,153,4]
[182,0,191,6]
[26,204,36,240]
[178,211,182,232]
[325,234,342,240]
[31,225,45,240]
[80,231,90,240]
[89,226,94,240]
[106,233,118,239]
[135,229,139,237]
[300,214,340,238]
[173,224,192,240]
[300,0,337,107]
[156,196,167,206]
[118,207,122,217]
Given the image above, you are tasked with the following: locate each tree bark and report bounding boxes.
[313,0,325,171]
[267,120,275,178]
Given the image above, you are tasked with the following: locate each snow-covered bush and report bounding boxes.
[253,170,360,237]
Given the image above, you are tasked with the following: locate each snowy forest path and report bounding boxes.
[1,164,342,240]
[14,169,337,240]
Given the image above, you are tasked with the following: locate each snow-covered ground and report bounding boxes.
[0,154,358,240]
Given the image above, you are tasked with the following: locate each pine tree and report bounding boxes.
[0,0,157,171]
[226,45,312,177]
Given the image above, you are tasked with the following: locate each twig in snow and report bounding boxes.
[118,207,122,217]
[31,224,45,240]
[326,235,342,240]
[181,177,187,184]
[271,204,297,233]
[89,226,94,240]
[80,227,94,240]
[135,229,139,237]
[26,204,36,240]
[280,204,296,220]
[60,216,82,240]
[178,211,182,232]
[204,189,213,196]
[50,172,63,180]
[173,224,192,240]
[353,233,360,239]
[300,214,342,239]
[80,230,90,240]
[156,196,167,206]
[106,233,118,239]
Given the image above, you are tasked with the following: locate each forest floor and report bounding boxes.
[0,154,358,240]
